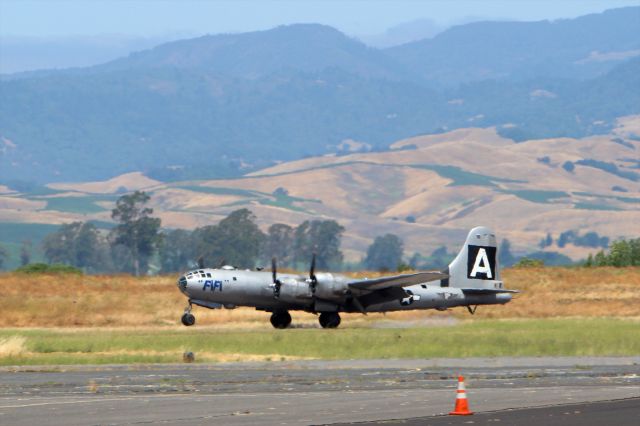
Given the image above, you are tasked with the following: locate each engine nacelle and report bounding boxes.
[313,273,350,301]
[278,277,313,303]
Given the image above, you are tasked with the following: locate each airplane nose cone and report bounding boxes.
[177,275,188,295]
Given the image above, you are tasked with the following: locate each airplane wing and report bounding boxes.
[348,271,448,292]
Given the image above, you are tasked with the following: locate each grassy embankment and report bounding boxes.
[0,267,638,364]
[1,319,638,365]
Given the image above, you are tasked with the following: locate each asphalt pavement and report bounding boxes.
[0,357,638,425]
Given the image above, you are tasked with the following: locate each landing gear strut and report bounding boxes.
[270,310,292,329]
[319,312,341,329]
[181,303,195,326]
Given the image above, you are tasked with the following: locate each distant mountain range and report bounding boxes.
[386,7,640,86]
[0,7,639,183]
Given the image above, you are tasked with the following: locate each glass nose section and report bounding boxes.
[178,276,188,293]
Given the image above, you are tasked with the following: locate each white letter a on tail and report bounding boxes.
[470,248,492,279]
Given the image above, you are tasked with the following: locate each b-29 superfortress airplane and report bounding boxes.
[177,226,518,328]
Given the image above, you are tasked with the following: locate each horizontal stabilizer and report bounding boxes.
[349,271,448,292]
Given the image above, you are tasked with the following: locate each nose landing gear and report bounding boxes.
[181,303,195,326]
[319,312,341,328]
[270,310,292,329]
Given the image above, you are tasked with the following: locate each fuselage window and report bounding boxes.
[233,277,237,281]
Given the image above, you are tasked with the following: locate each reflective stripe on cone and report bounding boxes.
[449,375,473,415]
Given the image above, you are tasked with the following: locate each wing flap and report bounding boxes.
[349,271,448,292]
[357,287,408,308]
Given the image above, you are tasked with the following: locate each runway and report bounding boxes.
[1,357,639,425]
[342,398,640,426]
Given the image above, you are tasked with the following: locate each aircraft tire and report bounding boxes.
[270,310,292,329]
[319,312,341,329]
[181,313,196,326]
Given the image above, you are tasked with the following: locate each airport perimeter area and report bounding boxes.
[1,268,639,424]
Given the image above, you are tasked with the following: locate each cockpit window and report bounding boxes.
[206,273,211,277]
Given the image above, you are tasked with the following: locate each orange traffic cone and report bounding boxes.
[449,375,473,415]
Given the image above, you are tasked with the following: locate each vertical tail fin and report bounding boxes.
[447,226,504,290]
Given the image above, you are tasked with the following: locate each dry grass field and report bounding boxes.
[1,267,639,364]
[1,267,638,328]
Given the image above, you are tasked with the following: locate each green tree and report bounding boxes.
[193,209,265,269]
[539,232,553,248]
[364,234,404,272]
[159,229,196,273]
[584,253,594,267]
[293,220,344,270]
[20,240,32,266]
[631,239,640,266]
[408,252,424,270]
[557,230,576,248]
[74,223,103,270]
[191,225,220,268]
[499,239,516,267]
[42,222,104,272]
[0,244,8,270]
[110,191,161,276]
[216,209,265,268]
[586,238,640,267]
[426,245,453,269]
[594,250,608,266]
[608,240,633,267]
[262,223,295,267]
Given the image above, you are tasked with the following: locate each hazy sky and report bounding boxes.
[1,0,639,38]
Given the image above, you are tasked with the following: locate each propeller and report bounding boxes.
[271,257,282,298]
[309,253,318,293]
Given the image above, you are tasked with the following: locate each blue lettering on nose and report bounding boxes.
[202,280,223,292]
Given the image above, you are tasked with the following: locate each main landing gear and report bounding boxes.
[181,303,195,326]
[270,310,292,329]
[319,312,341,329]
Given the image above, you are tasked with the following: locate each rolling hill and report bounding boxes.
[2,118,638,263]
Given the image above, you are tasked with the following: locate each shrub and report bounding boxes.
[15,263,83,274]
[514,258,544,268]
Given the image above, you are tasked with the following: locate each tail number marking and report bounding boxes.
[467,245,496,279]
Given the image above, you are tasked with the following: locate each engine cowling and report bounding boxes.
[277,277,313,303]
[313,273,350,301]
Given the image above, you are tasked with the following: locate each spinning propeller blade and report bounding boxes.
[271,257,281,298]
[272,257,278,283]
[309,253,318,293]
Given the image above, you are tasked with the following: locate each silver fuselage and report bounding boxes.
[177,268,512,313]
